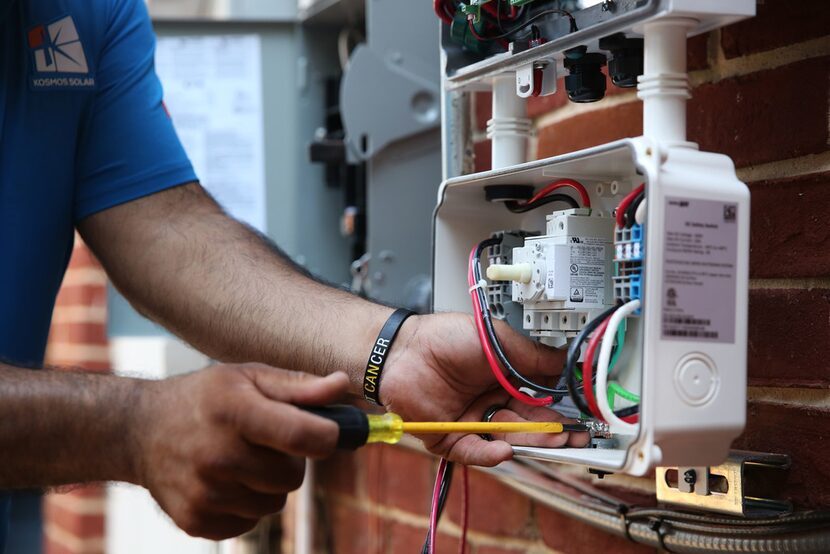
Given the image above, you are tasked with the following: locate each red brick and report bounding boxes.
[326,501,372,554]
[748,288,830,389]
[733,401,830,508]
[317,449,364,496]
[475,91,492,132]
[536,101,642,160]
[67,246,102,270]
[43,500,105,538]
[383,519,460,554]
[749,172,830,279]
[53,285,107,309]
[473,139,492,173]
[536,504,657,554]
[527,67,633,119]
[446,470,533,539]
[528,85,568,119]
[50,484,105,499]
[687,32,710,72]
[365,445,435,515]
[48,322,108,346]
[688,57,830,168]
[44,540,77,554]
[476,546,533,554]
[721,0,830,59]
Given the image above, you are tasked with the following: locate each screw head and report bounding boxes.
[683,469,697,484]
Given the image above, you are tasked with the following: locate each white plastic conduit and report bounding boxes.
[488,73,531,169]
[637,17,697,145]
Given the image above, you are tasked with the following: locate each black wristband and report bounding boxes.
[363,308,414,406]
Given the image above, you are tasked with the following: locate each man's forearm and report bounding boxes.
[79,184,395,393]
[0,366,143,488]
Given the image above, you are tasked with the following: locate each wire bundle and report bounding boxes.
[423,461,469,554]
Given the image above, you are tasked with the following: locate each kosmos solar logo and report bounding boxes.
[27,15,95,90]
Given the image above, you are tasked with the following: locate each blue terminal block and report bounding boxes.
[613,224,644,308]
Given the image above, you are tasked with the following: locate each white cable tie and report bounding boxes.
[468,279,488,293]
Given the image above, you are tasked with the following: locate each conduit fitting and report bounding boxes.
[486,263,532,283]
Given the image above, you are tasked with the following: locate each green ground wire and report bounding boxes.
[574,317,640,413]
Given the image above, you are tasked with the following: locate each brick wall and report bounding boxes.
[311,3,830,553]
[42,238,109,554]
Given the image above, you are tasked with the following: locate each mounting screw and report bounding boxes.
[684,469,697,485]
[601,0,616,12]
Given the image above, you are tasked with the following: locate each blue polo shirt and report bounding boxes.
[0,0,197,548]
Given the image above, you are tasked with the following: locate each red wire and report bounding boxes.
[429,459,448,554]
[458,465,469,554]
[469,247,552,407]
[615,183,645,228]
[582,315,639,424]
[434,0,453,24]
[467,18,487,41]
[582,316,611,421]
[522,179,592,209]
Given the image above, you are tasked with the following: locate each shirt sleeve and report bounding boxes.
[73,0,197,222]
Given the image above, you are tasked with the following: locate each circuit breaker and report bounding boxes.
[432,0,755,476]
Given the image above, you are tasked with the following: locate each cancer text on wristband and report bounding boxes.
[363,308,414,406]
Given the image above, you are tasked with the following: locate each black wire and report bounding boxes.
[473,238,570,397]
[421,462,455,554]
[564,305,640,418]
[475,8,578,41]
[624,191,645,228]
[504,193,579,214]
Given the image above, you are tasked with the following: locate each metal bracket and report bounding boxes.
[656,450,792,517]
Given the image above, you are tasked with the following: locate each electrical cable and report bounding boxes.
[472,238,570,400]
[470,8,578,41]
[596,299,641,431]
[607,318,626,376]
[563,305,639,419]
[634,198,647,225]
[423,459,453,554]
[434,0,454,24]
[459,465,469,554]
[580,315,611,422]
[519,178,591,209]
[615,183,645,228]
[581,314,639,424]
[504,193,579,213]
[624,191,645,229]
[470,244,552,406]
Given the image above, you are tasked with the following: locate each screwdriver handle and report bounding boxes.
[300,405,369,450]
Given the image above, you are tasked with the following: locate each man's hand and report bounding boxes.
[380,313,589,467]
[133,365,349,540]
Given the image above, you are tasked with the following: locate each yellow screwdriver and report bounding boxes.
[301,405,587,450]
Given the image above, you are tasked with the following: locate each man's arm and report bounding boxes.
[78,183,391,391]
[78,183,588,466]
[0,362,348,539]
[0,365,140,487]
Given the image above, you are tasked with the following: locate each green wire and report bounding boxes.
[575,317,641,412]
[608,318,626,374]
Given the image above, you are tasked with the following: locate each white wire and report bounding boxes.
[596,299,641,432]
[634,198,647,225]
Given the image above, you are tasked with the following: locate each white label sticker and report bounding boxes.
[662,197,738,343]
[568,242,606,304]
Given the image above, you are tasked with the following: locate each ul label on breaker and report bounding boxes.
[568,242,606,305]
[662,197,738,343]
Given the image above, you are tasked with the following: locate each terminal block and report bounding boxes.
[613,223,643,305]
[486,230,534,330]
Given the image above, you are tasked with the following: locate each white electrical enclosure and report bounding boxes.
[433,139,749,475]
